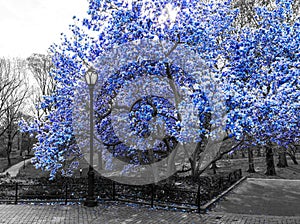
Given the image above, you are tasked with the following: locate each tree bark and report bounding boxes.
[241,149,246,158]
[247,148,255,173]
[6,126,12,166]
[288,153,298,165]
[7,154,11,167]
[277,151,288,167]
[18,132,23,156]
[287,145,299,165]
[189,158,196,177]
[189,142,202,178]
[211,161,217,174]
[7,141,12,166]
[97,150,102,169]
[256,147,261,157]
[265,145,276,175]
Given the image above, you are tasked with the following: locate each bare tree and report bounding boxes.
[232,0,300,28]
[26,53,56,120]
[0,58,28,165]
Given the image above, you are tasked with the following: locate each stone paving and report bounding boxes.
[212,178,300,216]
[0,203,300,224]
[1,177,300,223]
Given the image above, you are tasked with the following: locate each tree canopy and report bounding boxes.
[20,0,299,181]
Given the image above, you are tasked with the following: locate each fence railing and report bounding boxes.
[0,169,242,213]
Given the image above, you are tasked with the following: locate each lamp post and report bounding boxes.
[83,68,98,207]
[23,155,26,169]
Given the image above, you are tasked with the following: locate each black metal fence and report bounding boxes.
[0,169,242,213]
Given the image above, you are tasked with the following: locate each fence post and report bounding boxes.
[112,182,116,201]
[197,184,201,213]
[15,183,18,205]
[151,184,154,208]
[65,183,68,205]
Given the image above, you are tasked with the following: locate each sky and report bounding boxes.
[0,0,89,59]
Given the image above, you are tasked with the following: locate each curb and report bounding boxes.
[200,176,247,213]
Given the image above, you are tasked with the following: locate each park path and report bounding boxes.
[0,158,31,177]
[212,178,300,216]
[0,203,300,223]
[1,162,300,222]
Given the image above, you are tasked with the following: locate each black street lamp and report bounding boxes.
[83,67,98,207]
[23,155,26,169]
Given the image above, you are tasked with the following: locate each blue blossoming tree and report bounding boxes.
[20,0,299,180]
[222,0,300,174]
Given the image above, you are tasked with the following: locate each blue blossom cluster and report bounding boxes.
[20,0,299,179]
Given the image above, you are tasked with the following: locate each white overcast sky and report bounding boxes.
[0,0,89,58]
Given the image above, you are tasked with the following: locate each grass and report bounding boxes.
[17,157,90,179]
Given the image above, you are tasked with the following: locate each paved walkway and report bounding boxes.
[1,164,300,223]
[0,203,300,224]
[212,178,300,216]
[0,159,32,177]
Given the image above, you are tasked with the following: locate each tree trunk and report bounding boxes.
[241,149,246,158]
[190,142,202,178]
[7,142,12,167]
[27,143,31,155]
[190,158,196,177]
[211,161,217,174]
[7,152,11,167]
[288,153,298,165]
[262,148,266,157]
[247,148,255,173]
[7,126,12,167]
[265,145,276,175]
[277,151,288,167]
[256,147,261,157]
[18,132,23,156]
[97,150,102,169]
[287,145,298,165]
